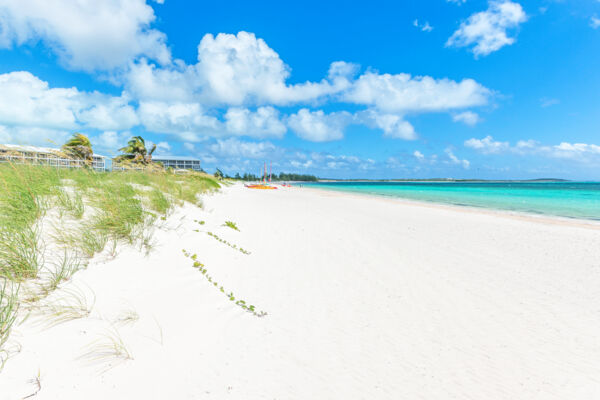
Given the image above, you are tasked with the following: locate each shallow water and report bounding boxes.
[305,181,600,221]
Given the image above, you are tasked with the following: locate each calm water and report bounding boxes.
[305,181,600,221]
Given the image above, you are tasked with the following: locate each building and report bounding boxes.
[151,156,202,171]
[0,144,108,171]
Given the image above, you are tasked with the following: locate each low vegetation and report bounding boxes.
[204,232,251,255]
[182,250,266,317]
[0,163,220,367]
[222,220,240,231]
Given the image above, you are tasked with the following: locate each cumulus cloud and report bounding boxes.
[94,131,129,151]
[208,138,280,159]
[464,135,509,153]
[288,109,352,142]
[343,72,490,113]
[446,1,527,57]
[0,71,138,134]
[137,101,220,140]
[445,148,470,169]
[224,107,286,138]
[447,0,467,4]
[0,24,493,145]
[414,150,425,161]
[123,33,355,106]
[452,111,481,126]
[359,110,417,140]
[591,16,600,29]
[0,0,170,71]
[465,136,600,163]
[0,124,70,146]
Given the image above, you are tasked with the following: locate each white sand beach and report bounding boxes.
[2,184,600,399]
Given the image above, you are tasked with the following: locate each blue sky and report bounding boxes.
[0,0,599,179]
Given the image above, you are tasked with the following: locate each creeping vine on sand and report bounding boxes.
[192,220,250,255]
[181,250,266,317]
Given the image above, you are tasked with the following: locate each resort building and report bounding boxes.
[0,144,108,171]
[151,156,202,171]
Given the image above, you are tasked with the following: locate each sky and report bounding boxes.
[0,0,599,179]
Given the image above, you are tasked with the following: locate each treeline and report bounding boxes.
[215,169,318,182]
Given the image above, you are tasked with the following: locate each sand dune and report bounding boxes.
[2,184,600,399]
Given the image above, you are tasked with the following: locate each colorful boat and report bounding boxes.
[245,161,278,189]
[245,184,277,190]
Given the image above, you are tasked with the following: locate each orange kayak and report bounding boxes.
[245,184,277,190]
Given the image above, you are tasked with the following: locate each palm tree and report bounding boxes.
[62,133,93,163]
[116,136,156,164]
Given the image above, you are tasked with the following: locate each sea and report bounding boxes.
[304,181,600,221]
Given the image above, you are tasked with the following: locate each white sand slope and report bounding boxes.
[2,184,600,399]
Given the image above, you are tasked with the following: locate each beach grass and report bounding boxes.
[0,163,220,365]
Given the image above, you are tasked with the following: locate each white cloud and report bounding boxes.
[452,111,481,126]
[288,109,351,142]
[551,142,600,159]
[590,16,600,29]
[414,150,425,161]
[464,135,509,153]
[0,71,139,135]
[343,72,490,113]
[224,107,286,138]
[208,138,279,159]
[465,136,600,163]
[137,101,220,139]
[0,0,170,71]
[0,124,70,146]
[155,141,171,154]
[95,131,128,151]
[445,148,470,169]
[413,20,434,32]
[77,94,139,130]
[290,159,314,169]
[446,1,527,57]
[359,110,417,140]
[447,0,467,4]
[120,33,356,107]
[0,71,79,129]
[183,142,196,152]
[195,32,347,105]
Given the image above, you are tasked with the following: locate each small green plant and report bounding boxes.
[206,232,251,255]
[44,250,82,293]
[222,220,239,231]
[0,279,19,370]
[147,188,172,215]
[0,226,42,280]
[181,249,266,317]
[56,188,85,219]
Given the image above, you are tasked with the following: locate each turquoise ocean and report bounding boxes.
[305,181,600,221]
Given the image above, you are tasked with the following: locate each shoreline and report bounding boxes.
[301,185,600,230]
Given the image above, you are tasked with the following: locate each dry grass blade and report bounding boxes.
[78,327,133,373]
[32,284,95,328]
[0,279,19,370]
